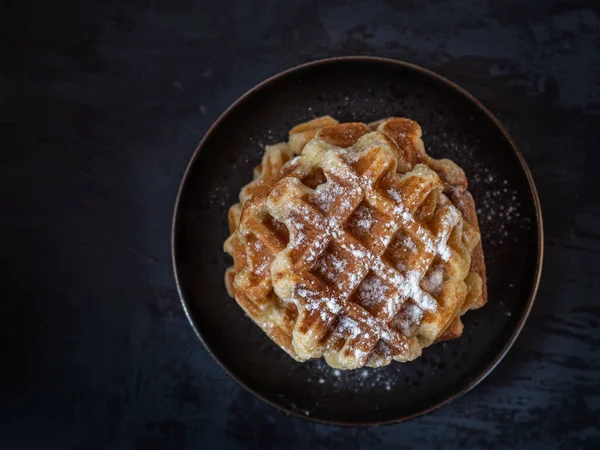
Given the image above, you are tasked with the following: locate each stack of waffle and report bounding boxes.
[224,117,486,369]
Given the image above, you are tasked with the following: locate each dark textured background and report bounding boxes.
[2,0,599,448]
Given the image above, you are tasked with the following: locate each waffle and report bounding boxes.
[224,117,486,369]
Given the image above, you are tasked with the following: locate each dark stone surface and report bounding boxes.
[2,0,599,448]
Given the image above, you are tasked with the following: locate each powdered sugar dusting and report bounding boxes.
[388,187,458,262]
[421,264,444,295]
[314,256,336,282]
[353,204,375,233]
[293,221,306,245]
[387,188,403,204]
[312,182,344,213]
[471,167,528,247]
[392,301,424,336]
[357,274,389,306]
[436,206,459,261]
[295,287,341,317]
[324,296,342,315]
[331,255,347,272]
[402,235,417,253]
[338,316,361,338]
[249,239,269,275]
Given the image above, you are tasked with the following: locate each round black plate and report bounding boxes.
[172,57,543,425]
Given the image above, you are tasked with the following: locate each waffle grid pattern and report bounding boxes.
[268,136,460,367]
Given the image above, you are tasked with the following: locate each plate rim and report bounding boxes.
[171,56,544,426]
